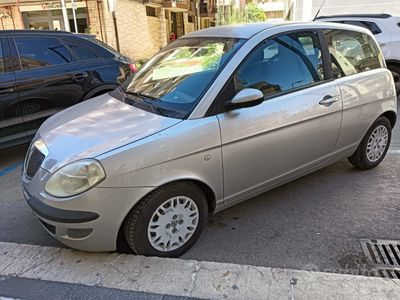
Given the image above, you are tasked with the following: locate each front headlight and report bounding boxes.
[44,160,106,198]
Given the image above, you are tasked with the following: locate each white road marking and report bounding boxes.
[0,242,399,299]
[388,149,400,154]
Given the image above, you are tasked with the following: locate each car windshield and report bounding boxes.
[122,37,245,118]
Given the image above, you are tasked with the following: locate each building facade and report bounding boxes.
[257,0,285,22]
[285,0,400,21]
[0,0,216,60]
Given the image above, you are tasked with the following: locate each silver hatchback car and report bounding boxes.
[22,22,397,257]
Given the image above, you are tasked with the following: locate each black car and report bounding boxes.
[0,30,135,149]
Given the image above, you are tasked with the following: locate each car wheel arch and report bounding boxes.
[380,110,396,129]
[386,59,400,68]
[115,179,217,252]
[83,84,118,100]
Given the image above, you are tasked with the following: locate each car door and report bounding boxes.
[216,30,343,204]
[322,29,391,152]
[11,35,87,139]
[0,37,27,149]
[62,38,113,98]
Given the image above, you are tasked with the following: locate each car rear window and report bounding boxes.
[14,37,73,70]
[323,29,384,78]
[64,39,98,61]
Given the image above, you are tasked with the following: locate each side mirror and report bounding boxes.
[225,88,264,109]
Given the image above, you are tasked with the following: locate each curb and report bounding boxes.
[0,242,399,299]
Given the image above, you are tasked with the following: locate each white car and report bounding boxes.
[316,14,400,94]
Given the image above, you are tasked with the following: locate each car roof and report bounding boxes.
[0,30,73,36]
[185,21,372,39]
[316,14,392,20]
[185,22,277,39]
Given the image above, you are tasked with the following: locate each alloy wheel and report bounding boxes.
[147,196,199,252]
[366,125,389,163]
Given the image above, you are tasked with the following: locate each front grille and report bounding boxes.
[26,148,46,178]
[360,239,400,279]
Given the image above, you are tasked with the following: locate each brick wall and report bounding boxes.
[97,0,165,61]
[86,0,104,41]
[0,6,23,30]
[184,13,195,34]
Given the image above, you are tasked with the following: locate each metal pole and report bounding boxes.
[60,0,71,31]
[71,0,78,33]
[112,11,120,51]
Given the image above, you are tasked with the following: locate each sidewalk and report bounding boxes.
[0,242,399,299]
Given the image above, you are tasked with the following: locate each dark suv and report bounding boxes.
[0,30,135,149]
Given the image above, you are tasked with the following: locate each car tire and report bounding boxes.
[124,182,208,257]
[348,116,392,170]
[388,64,400,96]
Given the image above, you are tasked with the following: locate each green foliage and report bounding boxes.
[245,3,266,23]
[216,2,266,26]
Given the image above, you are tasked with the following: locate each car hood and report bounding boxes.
[39,93,181,173]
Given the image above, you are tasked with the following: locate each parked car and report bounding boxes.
[0,30,135,149]
[22,22,397,257]
[316,14,400,94]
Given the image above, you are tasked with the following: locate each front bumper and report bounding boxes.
[21,168,153,252]
[24,188,99,224]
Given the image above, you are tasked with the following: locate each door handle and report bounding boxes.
[72,73,89,81]
[0,87,14,95]
[319,95,340,107]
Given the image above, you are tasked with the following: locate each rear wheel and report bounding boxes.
[348,116,391,170]
[388,64,400,96]
[124,182,207,257]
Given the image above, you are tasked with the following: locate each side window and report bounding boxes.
[15,37,73,70]
[0,41,4,73]
[323,30,384,78]
[234,31,324,98]
[343,20,382,35]
[64,40,98,61]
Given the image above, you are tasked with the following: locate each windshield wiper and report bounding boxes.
[123,90,165,115]
[125,90,159,101]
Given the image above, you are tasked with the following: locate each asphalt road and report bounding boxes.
[0,104,399,274]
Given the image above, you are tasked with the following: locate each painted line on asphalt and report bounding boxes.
[388,149,400,154]
[0,162,23,177]
[0,242,399,299]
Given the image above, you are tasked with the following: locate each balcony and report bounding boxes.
[163,0,189,11]
[143,0,163,7]
[200,3,216,18]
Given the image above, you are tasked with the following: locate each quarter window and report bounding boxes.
[323,30,384,78]
[0,41,4,73]
[234,31,324,98]
[64,40,98,60]
[15,37,73,70]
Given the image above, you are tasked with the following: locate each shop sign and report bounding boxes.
[41,2,62,10]
[20,1,86,12]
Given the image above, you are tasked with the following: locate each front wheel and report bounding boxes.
[348,116,392,170]
[124,182,207,257]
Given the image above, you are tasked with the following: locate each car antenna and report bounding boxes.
[313,0,327,21]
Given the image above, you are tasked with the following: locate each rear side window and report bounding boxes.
[64,40,98,61]
[0,41,4,73]
[15,37,73,70]
[343,20,382,35]
[234,31,324,98]
[323,30,384,78]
